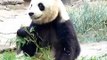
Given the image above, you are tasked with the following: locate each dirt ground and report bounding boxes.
[80,41,107,57]
[0,3,31,50]
[0,2,107,58]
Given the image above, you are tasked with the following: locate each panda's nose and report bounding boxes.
[29,12,34,16]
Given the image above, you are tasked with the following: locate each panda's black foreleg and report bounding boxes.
[17,27,37,57]
[20,41,37,56]
[53,20,80,60]
[17,27,30,37]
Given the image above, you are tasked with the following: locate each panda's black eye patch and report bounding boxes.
[31,4,32,7]
[29,4,32,9]
[38,3,45,11]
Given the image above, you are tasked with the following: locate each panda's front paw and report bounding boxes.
[17,27,28,37]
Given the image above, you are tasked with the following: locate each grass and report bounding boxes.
[0,47,53,60]
[67,1,107,42]
[0,52,16,60]
[0,50,107,60]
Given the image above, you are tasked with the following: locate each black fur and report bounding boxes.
[17,14,80,60]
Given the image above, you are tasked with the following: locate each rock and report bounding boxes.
[0,0,24,5]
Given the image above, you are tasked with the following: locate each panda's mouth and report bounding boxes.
[29,15,41,19]
[33,15,42,19]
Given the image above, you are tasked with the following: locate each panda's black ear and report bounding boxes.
[58,0,70,22]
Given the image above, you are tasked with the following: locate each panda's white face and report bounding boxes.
[28,0,59,24]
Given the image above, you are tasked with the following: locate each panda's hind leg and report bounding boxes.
[53,20,80,60]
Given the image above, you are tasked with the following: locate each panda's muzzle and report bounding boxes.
[29,12,34,16]
[29,12,42,19]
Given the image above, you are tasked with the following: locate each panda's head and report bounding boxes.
[28,0,69,24]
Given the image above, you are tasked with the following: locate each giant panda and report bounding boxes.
[17,0,80,60]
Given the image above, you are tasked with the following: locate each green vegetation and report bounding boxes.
[0,50,107,60]
[0,52,16,60]
[68,1,107,42]
[0,47,53,60]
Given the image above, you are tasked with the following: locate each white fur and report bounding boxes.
[27,0,59,24]
[58,0,70,22]
[27,0,69,24]
[28,0,43,19]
